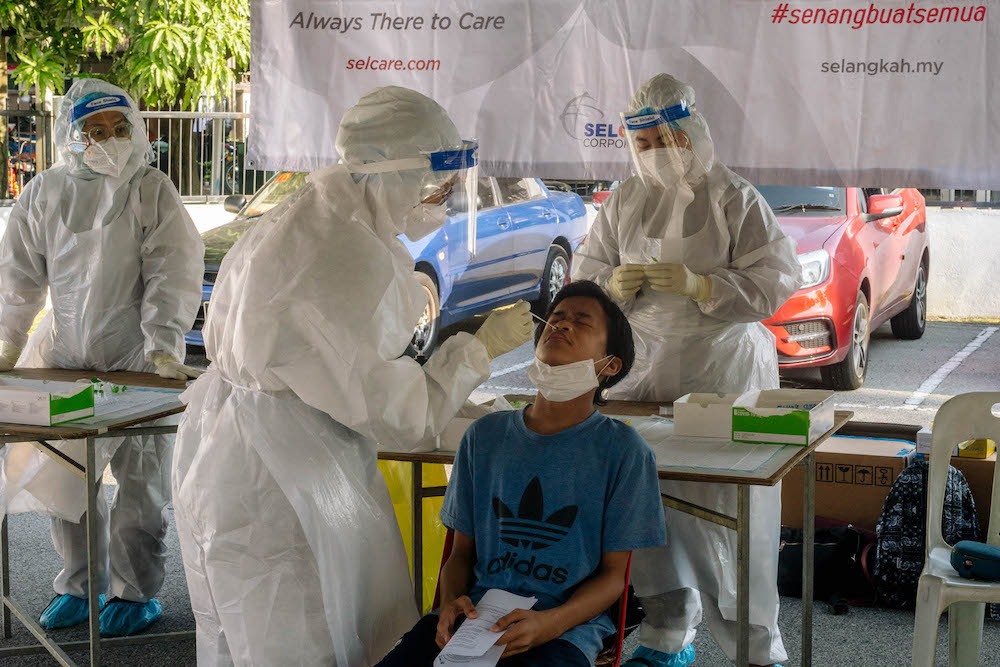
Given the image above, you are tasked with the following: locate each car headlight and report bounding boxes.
[797,249,831,290]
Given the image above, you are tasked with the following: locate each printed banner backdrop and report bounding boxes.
[249,0,998,187]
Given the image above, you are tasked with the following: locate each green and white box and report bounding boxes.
[0,378,95,427]
[731,389,835,446]
[674,393,744,439]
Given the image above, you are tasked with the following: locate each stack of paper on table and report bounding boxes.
[74,384,183,426]
[609,415,786,474]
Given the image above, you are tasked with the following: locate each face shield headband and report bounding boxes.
[346,140,480,247]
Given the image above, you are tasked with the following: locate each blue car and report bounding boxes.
[187,173,590,358]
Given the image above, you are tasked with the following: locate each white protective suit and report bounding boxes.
[571,74,801,665]
[172,87,493,667]
[0,78,204,601]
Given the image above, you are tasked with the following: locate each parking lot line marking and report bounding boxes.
[904,326,999,409]
[488,360,533,380]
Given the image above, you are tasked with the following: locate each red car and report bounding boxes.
[591,181,620,208]
[759,186,929,390]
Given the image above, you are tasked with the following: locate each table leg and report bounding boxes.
[1,514,9,639]
[412,461,423,614]
[802,452,816,667]
[85,436,101,667]
[737,484,750,667]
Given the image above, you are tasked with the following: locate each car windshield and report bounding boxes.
[756,186,845,216]
[203,217,255,268]
[243,172,308,217]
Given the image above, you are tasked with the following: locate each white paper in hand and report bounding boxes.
[433,644,504,667]
[434,589,537,667]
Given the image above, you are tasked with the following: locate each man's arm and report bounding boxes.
[493,550,630,658]
[439,530,476,607]
[435,530,478,648]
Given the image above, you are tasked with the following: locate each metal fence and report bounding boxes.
[141,110,280,203]
[0,105,279,204]
[1,107,52,200]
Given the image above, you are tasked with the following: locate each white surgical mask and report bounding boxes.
[82,137,133,178]
[403,202,449,242]
[527,354,615,402]
[638,147,692,187]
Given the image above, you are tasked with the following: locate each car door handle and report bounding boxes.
[543,210,554,218]
[498,219,511,230]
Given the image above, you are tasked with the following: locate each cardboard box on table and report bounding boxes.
[781,436,917,531]
[673,389,834,444]
[672,393,743,439]
[0,378,94,426]
[732,389,835,446]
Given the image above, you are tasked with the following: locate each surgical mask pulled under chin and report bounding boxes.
[527,355,614,402]
[402,202,448,242]
[638,147,692,187]
[82,137,134,178]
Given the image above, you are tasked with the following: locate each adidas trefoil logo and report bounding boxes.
[493,477,578,550]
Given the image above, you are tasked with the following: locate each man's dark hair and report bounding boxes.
[533,280,636,405]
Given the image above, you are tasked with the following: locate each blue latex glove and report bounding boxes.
[39,593,106,629]
[624,645,696,667]
[99,598,162,637]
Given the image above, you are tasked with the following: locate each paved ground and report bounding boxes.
[781,320,999,427]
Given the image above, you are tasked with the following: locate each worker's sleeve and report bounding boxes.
[138,170,205,362]
[0,177,50,349]
[698,185,802,323]
[265,219,492,451]
[276,329,491,452]
[360,331,491,450]
[570,194,628,308]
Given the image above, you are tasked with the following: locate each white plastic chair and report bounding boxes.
[911,392,1000,667]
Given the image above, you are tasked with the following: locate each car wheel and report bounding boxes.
[531,245,570,316]
[405,271,440,364]
[820,291,870,391]
[890,261,927,340]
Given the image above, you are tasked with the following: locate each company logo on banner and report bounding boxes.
[249,0,998,188]
[560,93,626,150]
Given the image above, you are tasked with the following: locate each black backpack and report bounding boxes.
[777,521,877,614]
[873,460,983,609]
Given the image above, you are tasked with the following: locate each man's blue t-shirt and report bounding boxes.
[440,408,666,664]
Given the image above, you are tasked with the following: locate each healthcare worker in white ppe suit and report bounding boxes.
[572,74,801,667]
[0,78,204,636]
[172,86,534,667]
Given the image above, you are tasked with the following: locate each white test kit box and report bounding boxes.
[0,378,95,426]
[731,389,835,446]
[673,393,744,439]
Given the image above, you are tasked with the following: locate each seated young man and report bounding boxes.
[377,280,667,667]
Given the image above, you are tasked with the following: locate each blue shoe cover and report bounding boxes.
[98,598,162,637]
[39,593,106,629]
[625,645,696,667]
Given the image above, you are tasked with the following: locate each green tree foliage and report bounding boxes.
[0,0,249,107]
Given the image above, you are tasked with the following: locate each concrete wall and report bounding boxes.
[925,208,1000,321]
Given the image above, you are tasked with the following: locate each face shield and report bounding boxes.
[622,103,708,189]
[64,92,139,178]
[347,139,479,243]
